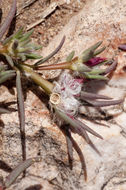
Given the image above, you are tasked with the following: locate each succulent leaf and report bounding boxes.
[19,29,33,42]
[25,53,42,59]
[94,46,106,56]
[4,158,41,188]
[83,72,108,80]
[79,41,102,62]
[34,36,65,66]
[16,70,26,162]
[66,51,75,62]
[0,70,15,84]
[4,54,14,67]
[2,28,42,61]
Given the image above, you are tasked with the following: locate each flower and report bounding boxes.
[49,70,123,180]
[53,71,83,115]
[85,57,106,67]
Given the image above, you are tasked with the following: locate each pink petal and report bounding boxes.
[85,57,106,67]
[73,78,84,84]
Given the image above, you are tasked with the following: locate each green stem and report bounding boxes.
[37,57,78,71]
[19,65,54,95]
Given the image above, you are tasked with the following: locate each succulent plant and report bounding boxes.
[2,28,42,63]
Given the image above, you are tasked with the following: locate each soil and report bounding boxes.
[2,0,86,46]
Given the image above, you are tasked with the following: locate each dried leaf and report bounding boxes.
[0,0,16,39]
[16,71,26,162]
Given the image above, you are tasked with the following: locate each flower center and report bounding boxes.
[50,93,61,105]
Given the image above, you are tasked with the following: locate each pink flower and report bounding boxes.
[85,57,106,67]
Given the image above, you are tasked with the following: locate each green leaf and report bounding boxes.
[80,41,103,62]
[71,62,91,72]
[66,51,75,62]
[4,54,14,67]
[20,39,31,47]
[83,72,108,80]
[82,41,103,55]
[0,70,15,76]
[88,69,105,75]
[25,53,42,59]
[17,53,26,61]
[0,71,15,84]
[0,65,5,72]
[80,50,94,62]
[94,47,106,56]
[26,43,42,50]
[13,27,24,39]
[19,29,34,42]
[3,28,23,45]
[18,47,30,53]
